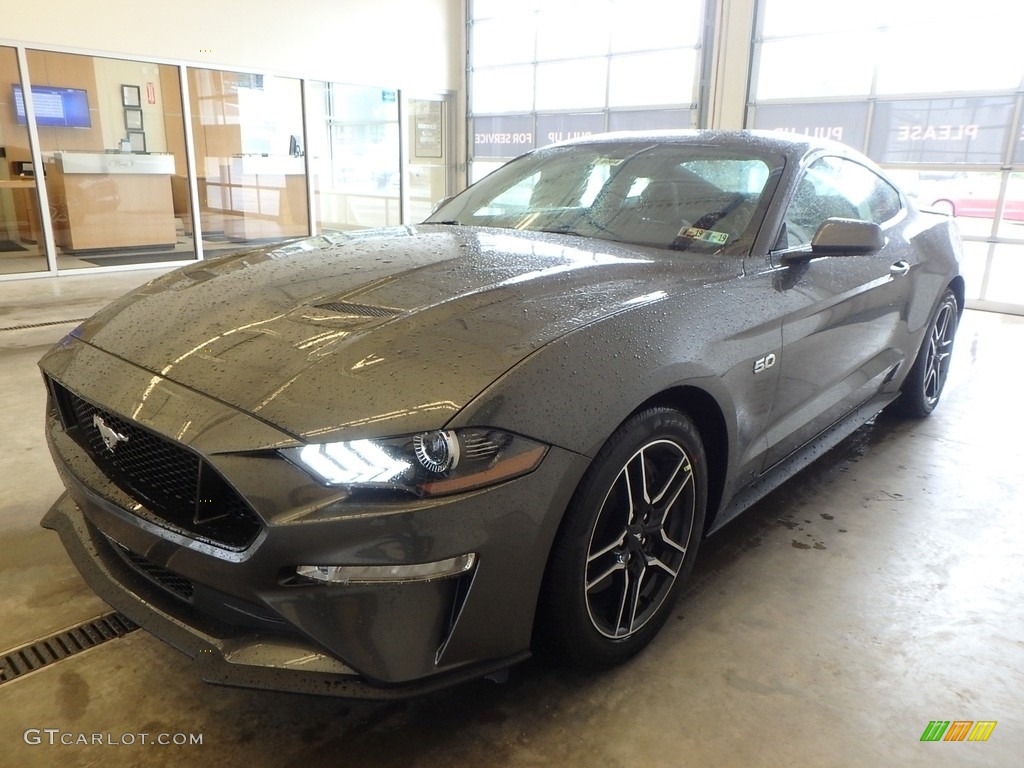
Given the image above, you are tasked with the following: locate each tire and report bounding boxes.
[535,407,707,668]
[891,288,959,418]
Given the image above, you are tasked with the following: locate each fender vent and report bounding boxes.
[313,301,401,318]
[0,612,139,686]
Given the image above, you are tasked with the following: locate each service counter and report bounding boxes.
[0,177,42,243]
[46,152,177,252]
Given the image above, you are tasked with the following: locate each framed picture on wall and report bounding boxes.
[121,84,141,108]
[124,108,144,131]
[127,130,147,153]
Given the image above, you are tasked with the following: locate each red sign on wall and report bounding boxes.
[146,82,156,105]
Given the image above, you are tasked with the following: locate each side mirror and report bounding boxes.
[809,217,884,255]
[779,218,886,264]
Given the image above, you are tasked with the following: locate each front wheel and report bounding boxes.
[535,408,707,668]
[892,288,959,417]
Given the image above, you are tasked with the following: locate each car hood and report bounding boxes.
[71,226,738,441]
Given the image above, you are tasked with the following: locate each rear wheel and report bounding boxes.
[536,407,707,668]
[892,288,959,417]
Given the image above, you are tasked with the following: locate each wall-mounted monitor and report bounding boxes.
[12,84,92,128]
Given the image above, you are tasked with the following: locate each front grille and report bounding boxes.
[53,381,262,549]
[111,541,195,602]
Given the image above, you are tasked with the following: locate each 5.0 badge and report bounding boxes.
[753,353,777,375]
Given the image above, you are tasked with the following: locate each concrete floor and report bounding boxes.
[0,270,1022,767]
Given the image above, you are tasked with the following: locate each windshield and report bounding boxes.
[426,141,784,254]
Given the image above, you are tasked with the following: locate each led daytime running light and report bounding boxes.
[297,553,476,585]
[281,428,547,497]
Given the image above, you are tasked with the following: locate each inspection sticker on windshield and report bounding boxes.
[679,226,729,245]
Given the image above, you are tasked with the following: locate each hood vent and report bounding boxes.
[313,301,401,318]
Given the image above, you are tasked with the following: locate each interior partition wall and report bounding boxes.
[25,49,196,272]
[1,46,198,275]
[0,42,453,282]
[748,0,1024,315]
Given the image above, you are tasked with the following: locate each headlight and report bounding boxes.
[281,428,547,497]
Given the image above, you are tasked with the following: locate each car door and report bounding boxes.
[761,154,911,469]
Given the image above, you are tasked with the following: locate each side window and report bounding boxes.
[863,172,902,223]
[783,156,902,247]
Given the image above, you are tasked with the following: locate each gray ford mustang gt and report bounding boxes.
[39,130,963,698]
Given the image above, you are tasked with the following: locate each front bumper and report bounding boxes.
[42,493,530,698]
[39,341,587,697]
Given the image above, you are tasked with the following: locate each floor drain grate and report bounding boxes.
[0,318,88,333]
[0,612,139,685]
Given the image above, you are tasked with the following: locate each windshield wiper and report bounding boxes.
[537,225,580,236]
[430,220,460,225]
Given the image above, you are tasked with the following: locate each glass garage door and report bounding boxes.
[467,0,707,182]
[749,0,1024,314]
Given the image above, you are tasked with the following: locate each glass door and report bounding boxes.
[187,68,308,252]
[306,81,401,233]
[0,46,48,275]
[404,95,454,223]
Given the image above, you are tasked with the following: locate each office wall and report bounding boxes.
[2,0,463,93]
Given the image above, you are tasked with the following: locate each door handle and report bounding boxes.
[890,260,911,277]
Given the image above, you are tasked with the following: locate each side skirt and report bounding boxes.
[707,392,899,535]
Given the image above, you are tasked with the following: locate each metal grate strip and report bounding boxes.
[0,318,88,333]
[0,612,138,686]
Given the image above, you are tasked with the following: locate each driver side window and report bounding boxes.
[783,156,902,248]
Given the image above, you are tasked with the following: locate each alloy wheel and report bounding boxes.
[584,439,697,639]
[923,297,957,408]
